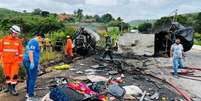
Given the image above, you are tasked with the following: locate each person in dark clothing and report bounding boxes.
[102,35,113,60]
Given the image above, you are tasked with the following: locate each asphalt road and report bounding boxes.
[118,32,201,99]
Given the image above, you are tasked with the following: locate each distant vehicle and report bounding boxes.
[154,22,194,57]
[130,29,138,33]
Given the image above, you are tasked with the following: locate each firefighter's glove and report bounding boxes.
[30,63,35,70]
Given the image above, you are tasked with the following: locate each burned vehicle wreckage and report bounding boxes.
[74,27,100,56]
[154,22,194,57]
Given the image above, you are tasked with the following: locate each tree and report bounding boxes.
[32,8,42,15]
[101,13,113,23]
[138,23,152,33]
[117,17,123,22]
[23,10,27,13]
[108,20,121,27]
[176,15,189,26]
[195,12,201,33]
[74,9,83,22]
[41,11,50,17]
[121,22,130,32]
[85,15,93,19]
[108,17,129,32]
[153,17,172,29]
[94,15,101,22]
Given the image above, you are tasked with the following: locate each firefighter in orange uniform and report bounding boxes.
[65,35,73,57]
[0,25,24,96]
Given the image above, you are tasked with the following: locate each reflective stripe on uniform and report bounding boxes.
[6,80,11,84]
[3,49,18,52]
[3,42,10,45]
[19,54,23,57]
[10,80,17,84]
[14,43,19,46]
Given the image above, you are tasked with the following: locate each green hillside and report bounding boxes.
[0,8,64,35]
[129,19,156,26]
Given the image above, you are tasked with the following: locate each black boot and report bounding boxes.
[4,83,11,93]
[10,84,18,96]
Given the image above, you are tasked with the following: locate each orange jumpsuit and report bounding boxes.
[0,35,23,84]
[65,38,73,57]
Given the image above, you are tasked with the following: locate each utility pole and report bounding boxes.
[173,9,178,22]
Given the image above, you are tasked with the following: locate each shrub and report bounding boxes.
[138,23,152,33]
[40,51,63,64]
[194,33,201,39]
[194,33,201,46]
[0,66,5,83]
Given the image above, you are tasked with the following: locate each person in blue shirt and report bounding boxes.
[23,32,44,100]
[170,38,184,77]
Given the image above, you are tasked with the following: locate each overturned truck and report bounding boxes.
[154,22,194,57]
[74,28,100,56]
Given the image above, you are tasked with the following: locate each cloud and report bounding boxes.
[85,0,117,6]
[178,3,201,13]
[85,0,130,6]
[0,0,200,21]
[52,0,85,5]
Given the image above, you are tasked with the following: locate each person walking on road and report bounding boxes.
[170,38,184,77]
[0,25,24,96]
[23,32,44,100]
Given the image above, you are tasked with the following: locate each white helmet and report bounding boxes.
[10,25,21,33]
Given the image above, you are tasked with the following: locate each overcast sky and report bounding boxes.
[0,0,201,21]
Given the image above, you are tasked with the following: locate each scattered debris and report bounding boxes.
[124,94,137,100]
[80,63,85,66]
[87,75,108,82]
[76,71,84,74]
[123,85,143,96]
[149,73,192,101]
[108,84,125,99]
[139,91,147,101]
[51,64,70,70]
[72,76,88,81]
[90,64,107,69]
[150,91,160,100]
[90,64,101,69]
[108,70,118,75]
[41,92,53,101]
[69,68,76,71]
[84,69,104,75]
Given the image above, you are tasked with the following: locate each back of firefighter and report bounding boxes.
[65,35,73,57]
[0,25,23,96]
[102,35,113,60]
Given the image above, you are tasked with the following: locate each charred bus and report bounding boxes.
[154,22,194,57]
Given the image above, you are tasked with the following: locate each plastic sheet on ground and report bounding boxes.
[123,85,143,96]
[87,75,108,82]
